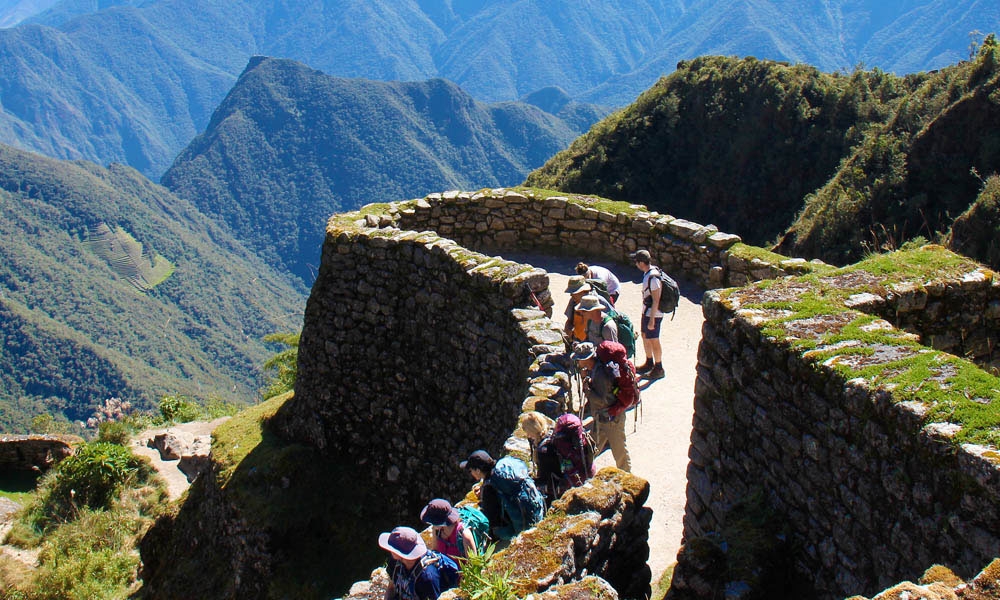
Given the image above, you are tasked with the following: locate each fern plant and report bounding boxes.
[459,544,520,600]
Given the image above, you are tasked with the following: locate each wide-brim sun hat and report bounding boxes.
[420,498,460,527]
[378,526,427,560]
[574,294,606,313]
[564,275,592,295]
[570,341,596,361]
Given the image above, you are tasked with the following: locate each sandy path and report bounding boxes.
[130,417,230,500]
[512,253,702,582]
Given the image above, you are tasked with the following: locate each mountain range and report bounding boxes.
[161,56,597,282]
[0,143,306,431]
[1,0,997,178]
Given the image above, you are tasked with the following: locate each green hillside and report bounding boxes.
[161,56,591,283]
[0,143,306,431]
[778,39,1000,264]
[528,40,1000,268]
[527,55,914,248]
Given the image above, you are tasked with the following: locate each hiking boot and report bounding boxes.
[647,364,665,380]
[636,360,653,374]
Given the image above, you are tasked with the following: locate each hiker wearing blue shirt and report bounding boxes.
[379,526,458,600]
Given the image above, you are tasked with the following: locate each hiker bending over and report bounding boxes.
[571,342,632,472]
[520,411,561,503]
[379,526,459,600]
[575,294,618,345]
[563,276,612,343]
[464,450,545,541]
[631,249,665,380]
[576,262,621,305]
[420,498,488,562]
[533,413,597,502]
[461,450,503,536]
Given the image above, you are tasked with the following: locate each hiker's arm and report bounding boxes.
[648,285,662,328]
[461,527,476,557]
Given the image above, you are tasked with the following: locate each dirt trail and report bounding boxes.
[515,254,702,583]
[130,416,230,500]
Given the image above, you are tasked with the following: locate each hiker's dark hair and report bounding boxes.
[575,262,589,276]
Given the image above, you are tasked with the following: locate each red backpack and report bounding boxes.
[595,340,640,418]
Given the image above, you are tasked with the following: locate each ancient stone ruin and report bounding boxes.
[142,188,1000,599]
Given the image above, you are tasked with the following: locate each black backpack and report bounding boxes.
[644,267,680,320]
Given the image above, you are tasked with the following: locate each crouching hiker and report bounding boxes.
[461,450,545,541]
[420,498,490,562]
[379,526,459,600]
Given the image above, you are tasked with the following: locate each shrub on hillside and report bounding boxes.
[15,442,156,533]
[158,394,200,423]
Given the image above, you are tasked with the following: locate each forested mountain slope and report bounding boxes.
[528,40,1000,268]
[0,0,996,177]
[778,40,1000,264]
[527,56,914,248]
[161,56,588,283]
[0,143,306,431]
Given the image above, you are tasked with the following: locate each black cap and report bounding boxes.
[460,449,494,472]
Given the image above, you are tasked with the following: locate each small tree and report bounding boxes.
[261,332,300,399]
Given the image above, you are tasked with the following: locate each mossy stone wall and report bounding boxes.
[684,262,1000,598]
[359,189,744,288]
[273,228,557,521]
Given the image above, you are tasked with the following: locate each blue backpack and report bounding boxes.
[489,456,545,535]
[456,505,490,555]
[390,550,459,599]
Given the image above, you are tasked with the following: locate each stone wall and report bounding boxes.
[273,227,561,520]
[0,434,79,472]
[681,251,1000,599]
[361,189,747,288]
[846,271,1000,370]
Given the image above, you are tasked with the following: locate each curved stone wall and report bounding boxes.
[360,189,744,288]
[679,252,1000,598]
[273,227,558,520]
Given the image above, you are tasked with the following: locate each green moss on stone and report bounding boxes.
[723,246,1000,449]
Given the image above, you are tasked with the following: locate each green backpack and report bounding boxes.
[456,505,491,555]
[603,310,637,359]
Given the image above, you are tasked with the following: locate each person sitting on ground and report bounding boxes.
[575,294,618,345]
[576,262,621,305]
[420,498,478,563]
[379,526,459,600]
[460,450,503,536]
[571,341,632,472]
[563,276,613,343]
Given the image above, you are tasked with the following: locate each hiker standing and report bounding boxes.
[631,249,665,380]
[575,294,618,345]
[379,526,459,600]
[420,498,484,562]
[576,262,621,305]
[571,342,632,472]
